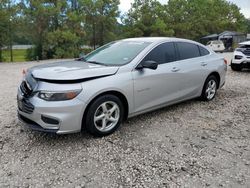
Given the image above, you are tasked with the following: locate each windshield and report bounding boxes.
[84,41,152,66]
[239,45,250,48]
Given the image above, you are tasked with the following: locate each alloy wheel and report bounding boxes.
[94,101,120,132]
[206,80,217,100]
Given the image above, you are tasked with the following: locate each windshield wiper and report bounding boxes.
[87,61,107,66]
[75,56,87,61]
[76,58,109,66]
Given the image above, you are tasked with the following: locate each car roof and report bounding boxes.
[121,37,200,44]
[122,37,171,43]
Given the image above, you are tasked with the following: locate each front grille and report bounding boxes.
[18,99,34,114]
[20,81,32,97]
[242,49,250,56]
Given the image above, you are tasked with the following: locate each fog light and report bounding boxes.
[41,115,59,125]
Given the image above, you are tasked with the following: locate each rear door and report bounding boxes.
[173,42,209,99]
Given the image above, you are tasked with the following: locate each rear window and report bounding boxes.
[176,42,200,60]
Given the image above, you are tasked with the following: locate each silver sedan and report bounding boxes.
[17,37,227,136]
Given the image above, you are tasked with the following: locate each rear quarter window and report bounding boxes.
[199,46,210,56]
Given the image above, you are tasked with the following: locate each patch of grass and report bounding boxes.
[2,49,27,62]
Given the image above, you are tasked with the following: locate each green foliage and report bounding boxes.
[45,30,80,58]
[19,0,120,60]
[246,19,250,33]
[81,47,93,55]
[26,47,36,61]
[123,0,174,37]
[0,0,249,62]
[3,49,27,62]
[79,0,120,47]
[0,1,11,62]
[123,0,248,40]
[166,0,247,39]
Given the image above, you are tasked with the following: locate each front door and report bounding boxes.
[132,42,182,113]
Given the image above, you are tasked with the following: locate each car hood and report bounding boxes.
[29,60,119,82]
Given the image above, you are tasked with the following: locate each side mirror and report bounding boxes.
[136,60,158,70]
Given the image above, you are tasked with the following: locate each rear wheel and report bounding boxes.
[85,95,124,136]
[201,75,218,101]
[231,63,242,71]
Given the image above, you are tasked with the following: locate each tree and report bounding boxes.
[166,0,248,40]
[0,1,9,62]
[79,0,120,48]
[0,0,17,62]
[21,0,54,59]
[1,0,249,62]
[21,0,83,59]
[122,0,174,37]
[246,18,250,33]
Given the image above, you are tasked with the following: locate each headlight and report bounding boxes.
[38,89,82,101]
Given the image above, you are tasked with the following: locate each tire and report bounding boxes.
[85,94,124,136]
[201,75,218,101]
[231,63,242,71]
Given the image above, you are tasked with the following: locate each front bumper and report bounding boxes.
[231,60,250,69]
[18,113,59,133]
[17,88,86,134]
[232,53,250,67]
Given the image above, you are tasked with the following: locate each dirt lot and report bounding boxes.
[0,53,249,188]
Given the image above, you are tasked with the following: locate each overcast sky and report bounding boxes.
[119,0,250,18]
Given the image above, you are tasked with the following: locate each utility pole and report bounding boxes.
[8,0,13,62]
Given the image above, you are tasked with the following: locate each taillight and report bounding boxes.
[224,59,227,65]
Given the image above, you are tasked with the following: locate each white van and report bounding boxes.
[206,40,225,52]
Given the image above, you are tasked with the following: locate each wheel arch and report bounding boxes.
[207,71,221,89]
[81,90,129,130]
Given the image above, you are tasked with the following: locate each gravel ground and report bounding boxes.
[0,53,249,188]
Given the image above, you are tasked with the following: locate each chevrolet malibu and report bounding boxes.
[17,37,227,136]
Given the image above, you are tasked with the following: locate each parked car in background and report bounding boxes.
[17,37,227,136]
[206,40,225,52]
[231,41,250,71]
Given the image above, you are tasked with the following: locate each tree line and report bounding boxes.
[0,0,250,62]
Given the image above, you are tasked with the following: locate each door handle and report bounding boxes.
[201,62,208,66]
[171,67,180,72]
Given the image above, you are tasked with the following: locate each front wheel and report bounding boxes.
[85,94,124,136]
[201,75,218,101]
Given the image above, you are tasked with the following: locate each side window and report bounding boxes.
[199,46,210,56]
[176,42,200,60]
[143,42,176,64]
